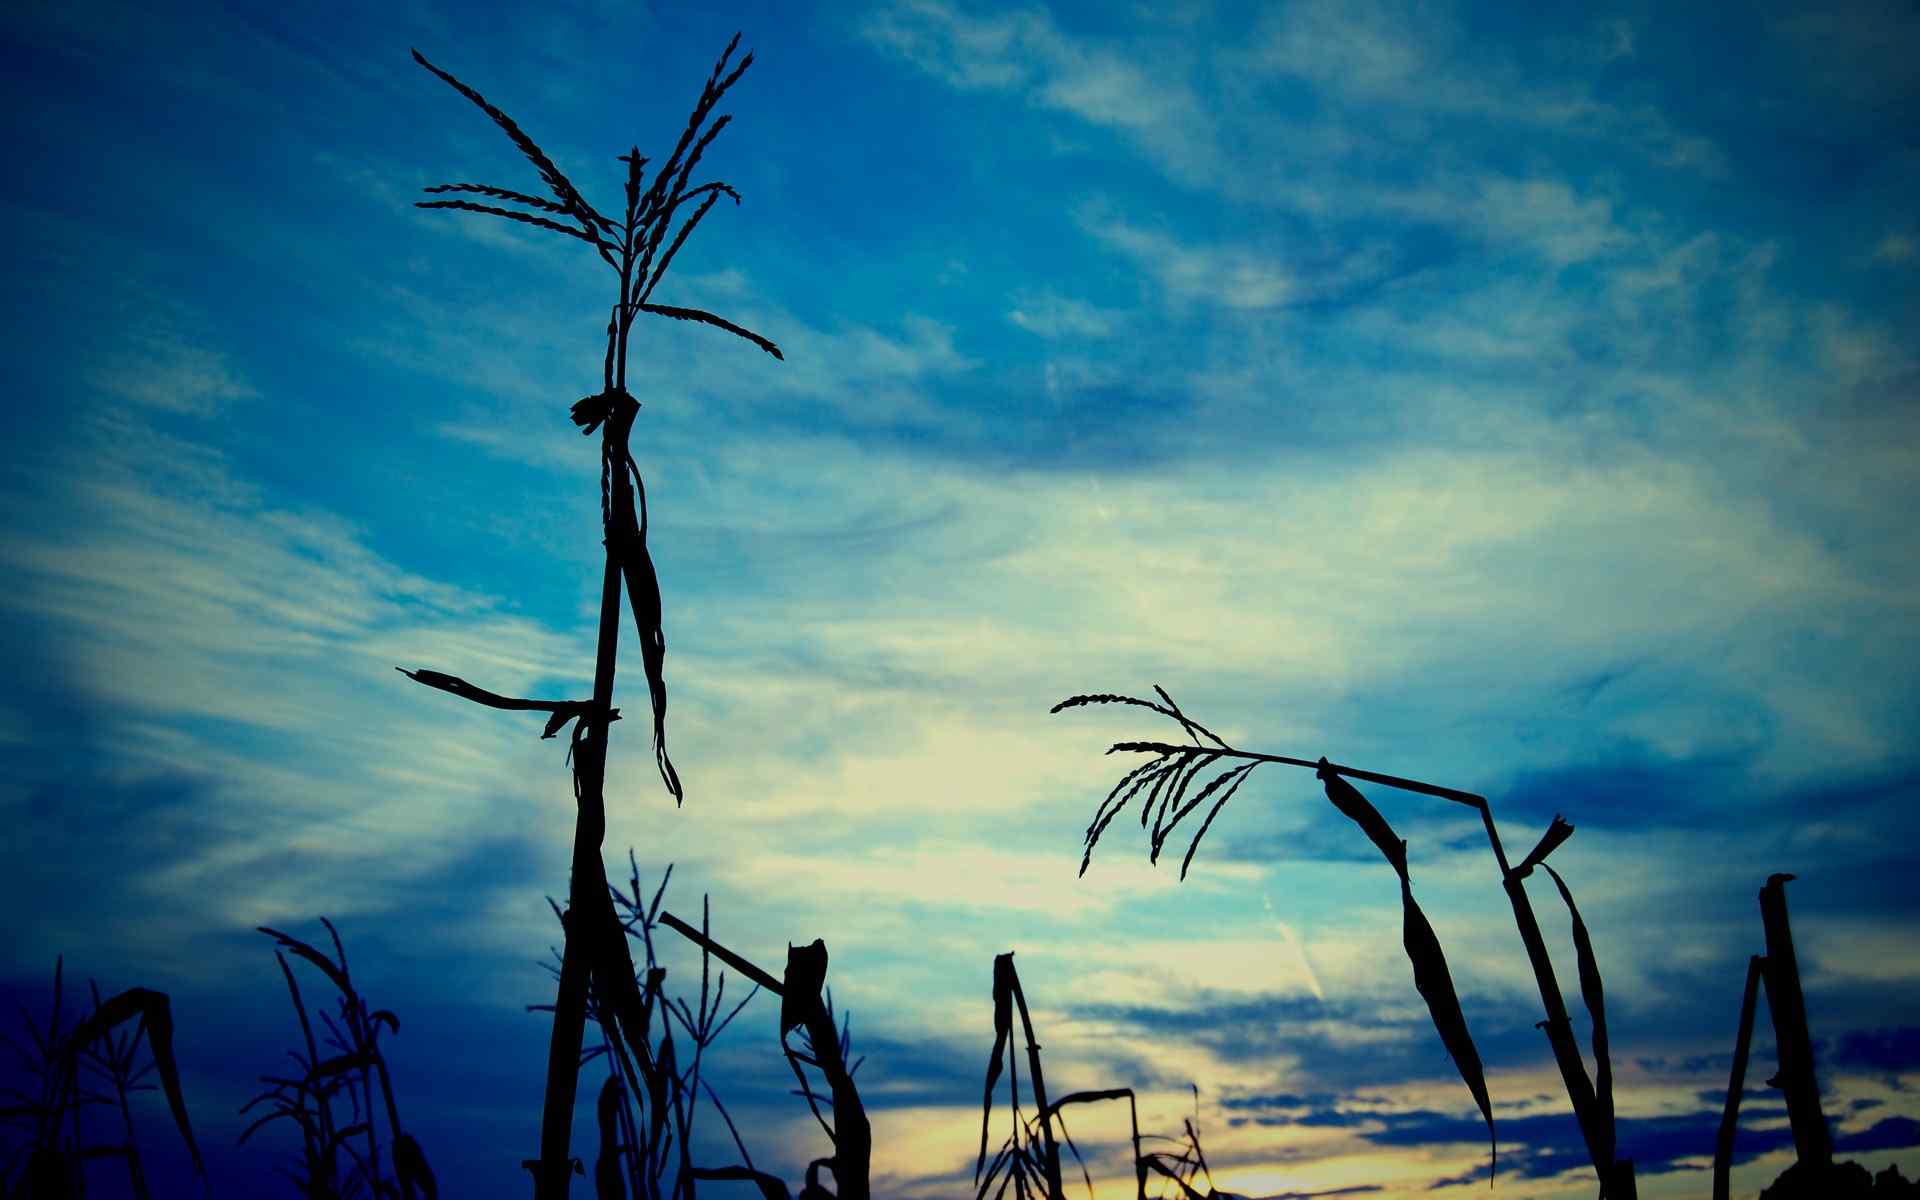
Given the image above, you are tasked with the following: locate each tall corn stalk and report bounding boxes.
[399,36,780,1198]
[530,856,765,1200]
[1054,688,1638,1196]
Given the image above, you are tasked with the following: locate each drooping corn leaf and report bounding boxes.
[394,1132,439,1200]
[1543,863,1614,1165]
[1401,876,1495,1182]
[617,524,681,805]
[1319,760,1409,881]
[65,988,205,1178]
[257,927,351,999]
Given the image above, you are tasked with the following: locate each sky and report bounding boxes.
[2,0,1918,1196]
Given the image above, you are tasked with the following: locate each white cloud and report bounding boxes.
[1006,291,1122,339]
[83,331,257,415]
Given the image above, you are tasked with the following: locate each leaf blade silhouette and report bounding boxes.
[1401,876,1495,1183]
[1544,863,1614,1166]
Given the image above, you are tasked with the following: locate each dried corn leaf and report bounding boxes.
[638,302,783,359]
[1543,863,1614,1163]
[65,988,204,1177]
[692,1165,793,1200]
[1400,876,1494,1181]
[394,1132,439,1200]
[310,1050,376,1080]
[979,954,1015,1182]
[1319,760,1408,881]
[616,518,683,804]
[1516,815,1575,878]
[782,940,829,1037]
[257,927,351,998]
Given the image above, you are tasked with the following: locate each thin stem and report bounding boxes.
[535,301,632,1198]
[1008,977,1063,1200]
[1714,955,1765,1200]
[1110,743,1486,808]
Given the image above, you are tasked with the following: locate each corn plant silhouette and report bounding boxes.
[972,954,1248,1200]
[0,958,206,1200]
[243,920,436,1200]
[1055,687,1639,1196]
[398,34,780,1199]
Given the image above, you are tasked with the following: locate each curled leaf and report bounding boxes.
[572,391,613,436]
[1515,815,1575,878]
[781,940,828,1038]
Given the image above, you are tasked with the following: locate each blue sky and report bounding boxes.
[3,0,1918,1196]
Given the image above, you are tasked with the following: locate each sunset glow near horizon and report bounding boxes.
[3,2,1918,1197]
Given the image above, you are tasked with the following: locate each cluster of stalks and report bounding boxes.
[525,854,770,1200]
[400,33,781,1199]
[972,953,1243,1200]
[653,904,870,1200]
[0,959,204,1200]
[242,920,435,1200]
[1054,687,1634,1195]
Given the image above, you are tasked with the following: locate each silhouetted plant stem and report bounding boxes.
[1758,874,1830,1168]
[1714,955,1765,1200]
[1008,974,1066,1200]
[405,36,779,1198]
